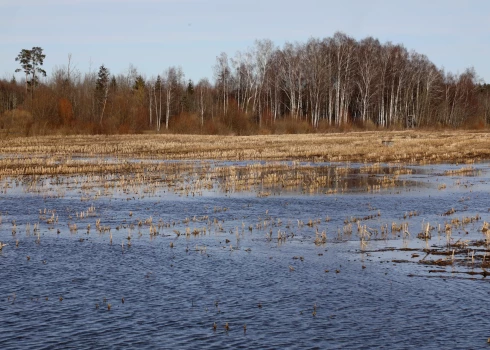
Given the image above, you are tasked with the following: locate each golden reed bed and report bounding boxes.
[0,131,488,163]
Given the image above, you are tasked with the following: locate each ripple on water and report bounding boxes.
[1,163,490,349]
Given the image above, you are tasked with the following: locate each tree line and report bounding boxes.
[1,33,489,136]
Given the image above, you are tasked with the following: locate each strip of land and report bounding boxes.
[0,131,488,164]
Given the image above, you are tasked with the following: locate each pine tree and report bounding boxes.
[15,49,32,94]
[30,47,47,90]
[15,47,46,96]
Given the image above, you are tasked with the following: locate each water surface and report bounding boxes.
[1,161,489,349]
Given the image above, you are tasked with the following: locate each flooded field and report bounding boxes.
[1,159,490,349]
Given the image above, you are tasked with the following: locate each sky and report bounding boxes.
[1,0,489,83]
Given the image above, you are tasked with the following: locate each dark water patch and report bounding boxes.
[1,162,490,348]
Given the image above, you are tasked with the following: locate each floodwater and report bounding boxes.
[1,161,490,349]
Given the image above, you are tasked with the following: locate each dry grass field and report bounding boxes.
[0,130,486,177]
[0,130,488,163]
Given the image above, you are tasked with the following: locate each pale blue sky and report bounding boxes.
[1,0,489,83]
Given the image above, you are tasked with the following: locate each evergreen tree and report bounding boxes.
[133,75,145,91]
[30,47,47,89]
[95,65,110,124]
[110,75,117,92]
[15,47,46,95]
[187,79,194,95]
[15,49,32,93]
[155,75,162,130]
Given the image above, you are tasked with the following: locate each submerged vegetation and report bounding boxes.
[2,33,490,136]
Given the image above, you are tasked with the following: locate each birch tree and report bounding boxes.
[332,32,356,125]
[279,42,303,119]
[163,67,183,130]
[214,52,231,116]
[196,78,211,127]
[356,37,380,123]
[252,39,274,126]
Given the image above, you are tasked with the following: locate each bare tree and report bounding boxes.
[332,32,356,125]
[279,42,304,119]
[196,78,211,127]
[163,67,183,130]
[214,52,231,116]
[356,37,380,123]
[252,39,274,126]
